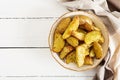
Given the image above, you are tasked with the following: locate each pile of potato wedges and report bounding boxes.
[52,15,104,67]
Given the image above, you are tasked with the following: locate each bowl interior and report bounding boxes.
[49,11,109,71]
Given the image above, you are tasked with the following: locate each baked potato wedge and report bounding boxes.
[98,35,104,44]
[66,51,76,64]
[60,45,74,59]
[52,32,65,52]
[84,56,93,65]
[79,15,93,25]
[84,22,94,31]
[85,31,101,44]
[77,28,87,34]
[66,37,79,47]
[62,16,80,39]
[85,48,90,56]
[89,48,95,57]
[56,17,71,34]
[72,30,85,41]
[93,42,103,59]
[76,44,88,67]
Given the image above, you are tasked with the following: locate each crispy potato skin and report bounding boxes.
[93,42,103,59]
[62,16,80,39]
[60,45,74,59]
[76,44,88,67]
[79,15,93,25]
[56,17,71,34]
[66,51,76,64]
[85,31,101,44]
[66,37,79,47]
[52,32,65,52]
[84,56,93,65]
[72,31,85,41]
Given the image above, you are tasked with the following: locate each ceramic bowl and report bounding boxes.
[48,11,109,71]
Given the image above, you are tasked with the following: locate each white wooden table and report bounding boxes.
[0,0,96,80]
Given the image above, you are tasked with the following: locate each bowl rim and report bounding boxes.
[48,11,109,72]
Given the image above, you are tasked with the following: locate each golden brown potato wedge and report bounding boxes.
[66,51,76,64]
[77,28,87,34]
[79,25,86,30]
[60,45,74,59]
[85,31,101,44]
[76,44,88,67]
[85,48,90,56]
[98,35,104,44]
[62,16,80,39]
[66,37,79,47]
[79,15,93,25]
[72,30,85,41]
[84,56,93,65]
[52,32,65,52]
[56,17,71,34]
[84,22,94,31]
[93,42,103,59]
[89,48,95,57]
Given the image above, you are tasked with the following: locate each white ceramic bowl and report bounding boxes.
[48,11,109,71]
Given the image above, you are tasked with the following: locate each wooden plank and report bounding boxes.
[0,48,96,79]
[0,0,67,17]
[0,0,68,47]
[0,18,56,47]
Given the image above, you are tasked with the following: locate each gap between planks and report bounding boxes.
[0,47,49,49]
